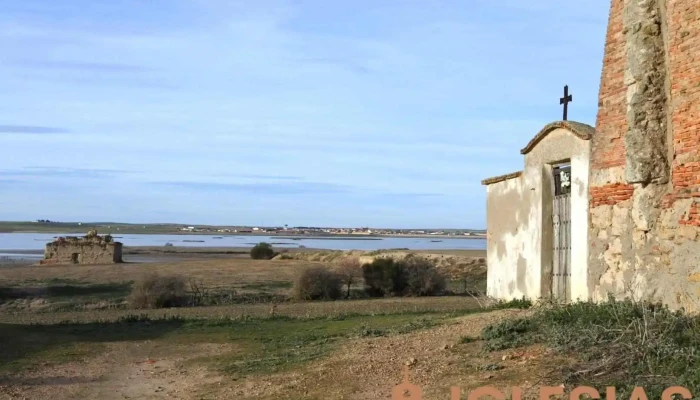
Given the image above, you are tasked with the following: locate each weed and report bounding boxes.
[477,363,504,371]
[459,336,479,344]
[479,296,700,398]
[491,297,532,310]
[357,326,388,337]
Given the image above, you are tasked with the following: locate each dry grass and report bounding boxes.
[0,258,322,293]
[0,296,485,324]
[0,248,500,400]
[0,253,490,323]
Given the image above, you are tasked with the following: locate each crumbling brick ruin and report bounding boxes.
[41,230,123,265]
[589,0,700,309]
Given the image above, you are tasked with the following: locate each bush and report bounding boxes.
[362,257,403,297]
[128,273,188,309]
[250,242,275,260]
[479,296,700,399]
[293,267,343,301]
[401,255,446,296]
[361,256,446,297]
[337,256,362,299]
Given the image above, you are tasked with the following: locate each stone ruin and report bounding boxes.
[40,229,123,265]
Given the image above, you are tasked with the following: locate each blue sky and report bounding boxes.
[0,0,609,229]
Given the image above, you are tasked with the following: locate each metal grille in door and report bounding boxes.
[552,165,571,301]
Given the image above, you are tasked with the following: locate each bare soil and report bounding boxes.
[214,308,555,400]
[0,309,560,400]
[0,247,527,400]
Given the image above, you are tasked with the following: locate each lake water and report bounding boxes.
[0,232,486,254]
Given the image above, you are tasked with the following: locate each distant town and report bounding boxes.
[175,225,486,237]
[1,220,487,238]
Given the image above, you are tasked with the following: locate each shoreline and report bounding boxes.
[0,245,487,257]
[1,230,486,240]
[0,246,487,267]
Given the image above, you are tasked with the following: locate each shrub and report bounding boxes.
[250,242,275,260]
[479,297,700,399]
[362,258,403,297]
[337,256,362,299]
[293,266,343,301]
[400,255,446,296]
[128,273,188,309]
[361,256,446,297]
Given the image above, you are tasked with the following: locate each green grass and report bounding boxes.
[0,299,529,377]
[202,313,437,377]
[0,313,436,377]
[479,296,700,399]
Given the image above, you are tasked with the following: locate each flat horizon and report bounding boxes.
[0,220,486,232]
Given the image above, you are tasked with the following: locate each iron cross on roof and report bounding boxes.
[560,85,573,121]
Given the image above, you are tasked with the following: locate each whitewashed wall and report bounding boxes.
[485,175,541,300]
[570,151,590,301]
[485,127,590,302]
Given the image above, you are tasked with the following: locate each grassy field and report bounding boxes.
[0,247,680,399]
[0,248,513,399]
[0,248,487,311]
[0,311,458,376]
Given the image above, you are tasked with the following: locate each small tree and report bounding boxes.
[250,242,275,260]
[401,255,446,296]
[361,255,446,297]
[294,266,343,301]
[362,258,405,297]
[337,256,362,299]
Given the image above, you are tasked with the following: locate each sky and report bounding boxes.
[0,0,610,229]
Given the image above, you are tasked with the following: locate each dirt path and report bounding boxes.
[212,308,554,399]
[0,309,555,400]
[0,342,229,400]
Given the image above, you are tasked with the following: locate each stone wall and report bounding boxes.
[41,231,123,265]
[589,0,700,310]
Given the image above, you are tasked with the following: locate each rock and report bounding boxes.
[405,358,417,367]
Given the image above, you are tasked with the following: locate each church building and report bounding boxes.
[483,0,700,310]
[482,121,593,302]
